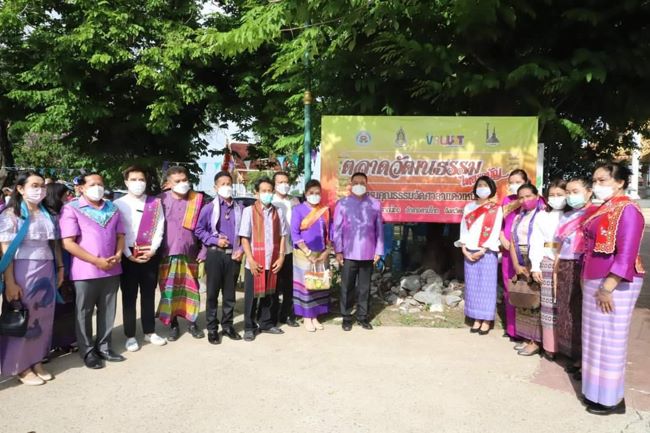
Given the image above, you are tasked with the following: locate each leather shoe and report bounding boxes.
[189,324,205,339]
[207,331,221,345]
[283,317,300,328]
[260,326,284,335]
[222,327,242,341]
[83,352,104,370]
[586,399,626,415]
[342,321,353,332]
[243,330,256,342]
[168,325,180,342]
[97,350,125,362]
[358,319,373,330]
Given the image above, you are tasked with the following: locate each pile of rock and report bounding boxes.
[371,269,465,315]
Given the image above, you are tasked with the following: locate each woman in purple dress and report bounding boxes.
[499,169,529,339]
[291,180,331,332]
[0,171,63,385]
[581,162,645,416]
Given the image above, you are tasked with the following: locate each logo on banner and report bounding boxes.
[485,122,501,146]
[395,127,407,147]
[355,131,372,146]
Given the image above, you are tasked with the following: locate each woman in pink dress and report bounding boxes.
[581,162,645,416]
[499,169,529,339]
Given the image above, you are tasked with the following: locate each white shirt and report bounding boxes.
[529,209,563,272]
[272,194,297,255]
[114,194,165,258]
[456,201,503,252]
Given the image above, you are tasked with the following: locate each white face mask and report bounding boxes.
[548,196,567,210]
[127,180,146,197]
[593,184,615,201]
[509,183,523,195]
[351,184,367,196]
[172,182,191,195]
[306,194,321,205]
[276,183,290,195]
[24,187,46,205]
[475,187,491,199]
[85,185,105,202]
[217,185,233,199]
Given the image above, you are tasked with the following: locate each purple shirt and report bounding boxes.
[501,194,519,242]
[194,198,242,251]
[582,204,645,282]
[332,194,384,261]
[291,202,329,252]
[160,191,201,259]
[59,197,125,281]
[239,204,288,270]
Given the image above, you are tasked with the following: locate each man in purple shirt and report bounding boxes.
[332,172,384,331]
[60,173,126,369]
[195,171,244,345]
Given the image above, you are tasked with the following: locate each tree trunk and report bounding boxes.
[0,119,14,187]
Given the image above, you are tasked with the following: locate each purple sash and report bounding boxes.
[135,196,161,247]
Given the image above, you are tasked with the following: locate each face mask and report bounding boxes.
[521,198,538,211]
[24,187,46,204]
[509,183,524,195]
[276,183,290,195]
[475,187,491,199]
[217,185,233,199]
[85,185,105,202]
[172,182,191,195]
[260,192,274,205]
[548,196,567,210]
[566,193,587,209]
[306,194,321,205]
[127,180,146,197]
[593,185,614,201]
[351,185,367,196]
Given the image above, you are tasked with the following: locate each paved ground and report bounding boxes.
[1,212,649,433]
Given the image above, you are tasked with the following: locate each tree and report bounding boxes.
[189,0,650,179]
[0,0,220,186]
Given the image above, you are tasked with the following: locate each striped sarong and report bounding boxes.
[555,259,582,359]
[157,255,200,325]
[582,277,642,406]
[464,250,498,321]
[540,257,557,353]
[293,249,330,319]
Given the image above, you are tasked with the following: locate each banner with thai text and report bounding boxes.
[320,116,539,223]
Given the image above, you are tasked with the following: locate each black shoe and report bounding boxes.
[97,349,125,362]
[470,327,480,334]
[260,326,284,335]
[342,321,353,332]
[84,352,105,369]
[283,317,300,328]
[168,325,180,342]
[478,329,490,336]
[358,319,373,330]
[586,399,626,415]
[222,327,242,341]
[207,331,221,345]
[189,323,205,339]
[243,330,256,342]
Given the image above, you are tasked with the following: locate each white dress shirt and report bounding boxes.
[529,209,563,272]
[456,201,503,252]
[115,194,165,258]
[272,194,297,255]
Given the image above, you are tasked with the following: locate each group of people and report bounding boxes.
[457,162,645,416]
[0,161,644,417]
[0,167,383,379]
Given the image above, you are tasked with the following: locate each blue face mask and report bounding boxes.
[260,192,274,205]
[566,193,586,209]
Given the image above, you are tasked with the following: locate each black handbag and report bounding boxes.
[0,300,29,337]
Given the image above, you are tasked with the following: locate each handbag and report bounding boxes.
[509,275,541,309]
[0,300,29,337]
[304,262,331,291]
